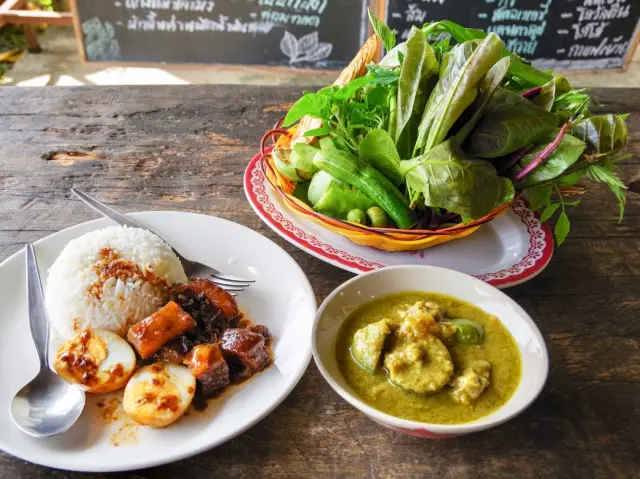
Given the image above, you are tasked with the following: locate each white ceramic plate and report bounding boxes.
[313,265,549,438]
[244,152,554,288]
[0,212,316,472]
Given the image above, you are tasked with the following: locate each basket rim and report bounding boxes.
[260,133,516,241]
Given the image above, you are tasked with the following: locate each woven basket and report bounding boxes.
[259,127,512,252]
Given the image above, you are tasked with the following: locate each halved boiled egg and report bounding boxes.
[123,362,195,428]
[54,329,136,394]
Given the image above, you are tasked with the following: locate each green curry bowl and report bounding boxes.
[312,265,548,438]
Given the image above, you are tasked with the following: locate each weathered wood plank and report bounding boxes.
[0,85,638,478]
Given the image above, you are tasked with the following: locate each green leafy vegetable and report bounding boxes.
[586,162,627,221]
[466,89,557,158]
[360,129,403,185]
[570,114,628,157]
[275,15,631,246]
[540,203,560,222]
[414,34,503,155]
[531,76,569,112]
[395,27,428,143]
[335,76,374,101]
[283,94,329,127]
[401,140,514,219]
[366,64,400,86]
[368,8,396,52]
[526,185,552,211]
[431,37,452,64]
[515,132,586,187]
[304,126,332,137]
[422,20,552,87]
[388,90,398,141]
[454,56,511,143]
[555,210,570,245]
[554,88,592,117]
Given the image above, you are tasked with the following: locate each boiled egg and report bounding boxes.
[123,362,195,428]
[54,329,136,394]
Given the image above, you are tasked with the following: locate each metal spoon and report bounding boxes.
[10,244,86,437]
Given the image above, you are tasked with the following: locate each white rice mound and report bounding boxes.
[45,226,188,340]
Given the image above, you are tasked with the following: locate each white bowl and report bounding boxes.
[312,265,548,438]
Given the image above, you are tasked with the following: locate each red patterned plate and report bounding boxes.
[244,151,553,288]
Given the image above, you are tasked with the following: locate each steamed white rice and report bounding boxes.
[45,226,188,340]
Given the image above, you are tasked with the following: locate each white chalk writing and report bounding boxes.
[258,0,327,14]
[569,36,629,57]
[405,4,427,23]
[124,0,215,12]
[576,3,630,21]
[389,0,449,40]
[491,8,546,22]
[583,0,627,6]
[486,0,552,56]
[567,0,631,59]
[571,20,609,39]
[260,10,320,27]
[127,11,274,33]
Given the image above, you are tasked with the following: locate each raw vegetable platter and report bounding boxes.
[248,11,630,281]
[245,151,553,287]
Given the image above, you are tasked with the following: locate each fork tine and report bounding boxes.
[214,286,246,293]
[213,283,251,291]
[211,274,255,284]
[211,278,253,288]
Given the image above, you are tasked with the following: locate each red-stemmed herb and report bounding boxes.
[521,86,542,99]
[513,123,571,182]
[513,102,588,183]
[501,146,532,174]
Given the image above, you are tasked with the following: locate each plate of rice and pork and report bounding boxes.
[0,210,316,472]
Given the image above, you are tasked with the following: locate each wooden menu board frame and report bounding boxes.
[69,0,381,73]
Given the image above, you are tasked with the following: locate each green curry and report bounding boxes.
[336,292,521,424]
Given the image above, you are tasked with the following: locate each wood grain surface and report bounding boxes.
[0,85,639,479]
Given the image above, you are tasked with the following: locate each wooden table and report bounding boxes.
[0,85,639,478]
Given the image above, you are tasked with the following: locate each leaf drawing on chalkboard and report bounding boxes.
[82,17,121,62]
[280,31,299,62]
[298,32,319,55]
[281,31,333,65]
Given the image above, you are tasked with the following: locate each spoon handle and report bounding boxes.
[25,244,50,369]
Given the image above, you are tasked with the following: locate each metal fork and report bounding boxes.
[70,188,254,295]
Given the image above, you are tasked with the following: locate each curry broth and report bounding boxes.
[336,292,521,424]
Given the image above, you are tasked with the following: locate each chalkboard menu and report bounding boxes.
[386,0,640,71]
[71,0,369,68]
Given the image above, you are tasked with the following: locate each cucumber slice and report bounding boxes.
[291,143,319,180]
[272,148,302,182]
